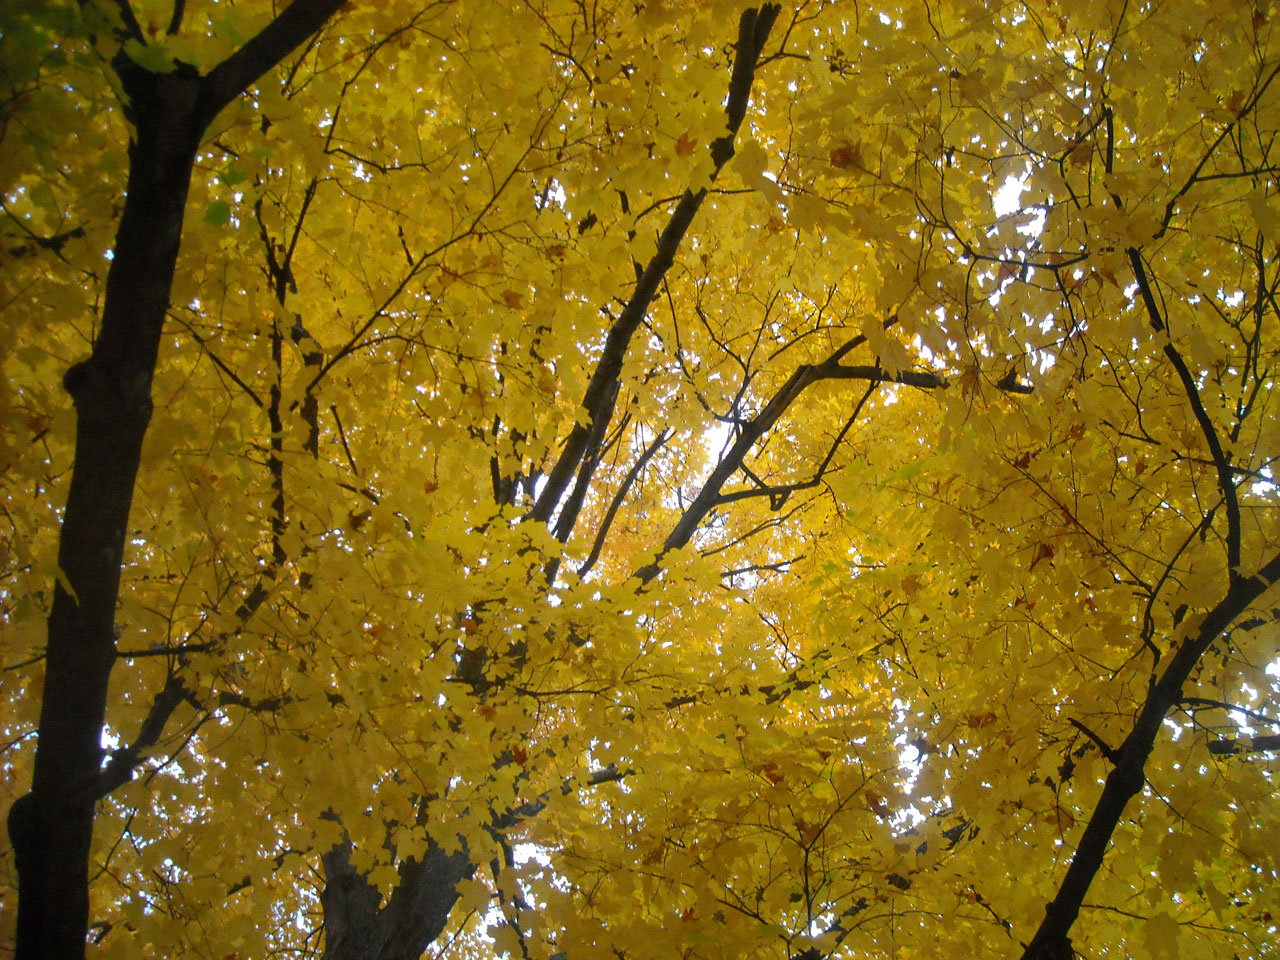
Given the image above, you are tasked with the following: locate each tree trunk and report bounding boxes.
[322,840,474,960]
[7,63,204,960]
[7,4,348,954]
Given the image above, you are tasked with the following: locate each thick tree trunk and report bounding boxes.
[322,840,474,960]
[7,63,204,960]
[7,5,348,956]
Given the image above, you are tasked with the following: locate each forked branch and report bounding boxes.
[1022,549,1280,959]
[530,4,782,533]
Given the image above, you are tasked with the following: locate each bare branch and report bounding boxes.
[1127,250,1242,573]
[1207,735,1280,756]
[92,674,189,800]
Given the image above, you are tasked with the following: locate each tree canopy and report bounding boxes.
[2,1,1279,959]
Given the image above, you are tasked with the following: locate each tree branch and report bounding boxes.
[1127,249,1241,573]
[636,332,1033,581]
[92,674,189,800]
[1207,734,1280,756]
[198,0,349,129]
[715,380,877,510]
[530,4,781,530]
[166,0,186,35]
[1022,548,1280,959]
[577,428,673,578]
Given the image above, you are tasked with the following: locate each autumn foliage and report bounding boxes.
[2,1,1280,959]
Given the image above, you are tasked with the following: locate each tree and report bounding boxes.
[1,1,1278,959]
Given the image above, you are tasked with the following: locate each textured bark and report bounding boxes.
[7,5,347,958]
[322,841,475,960]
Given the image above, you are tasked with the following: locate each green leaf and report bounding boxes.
[898,456,932,480]
[203,200,232,227]
[123,39,176,74]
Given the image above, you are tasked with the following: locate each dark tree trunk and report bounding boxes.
[7,62,204,960]
[6,5,348,956]
[322,840,474,960]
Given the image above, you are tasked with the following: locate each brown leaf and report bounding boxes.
[829,143,861,169]
[1029,542,1055,570]
[966,712,997,729]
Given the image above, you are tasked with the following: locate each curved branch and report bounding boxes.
[1127,249,1242,572]
[198,0,349,129]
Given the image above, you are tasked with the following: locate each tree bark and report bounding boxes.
[322,840,475,960]
[7,61,205,960]
[7,5,347,957]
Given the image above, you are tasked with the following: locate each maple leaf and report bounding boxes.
[864,789,890,816]
[674,132,698,156]
[1029,542,1056,570]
